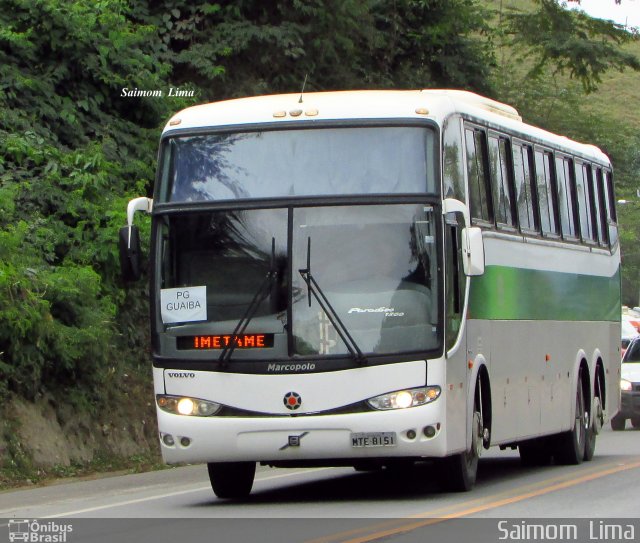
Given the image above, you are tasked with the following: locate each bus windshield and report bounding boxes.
[158,126,437,202]
[158,203,441,359]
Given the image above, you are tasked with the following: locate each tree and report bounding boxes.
[134,0,495,100]
[502,0,639,93]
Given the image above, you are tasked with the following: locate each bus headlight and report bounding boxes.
[156,395,221,416]
[366,386,441,410]
[621,379,632,392]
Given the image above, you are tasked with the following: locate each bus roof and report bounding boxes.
[163,90,609,164]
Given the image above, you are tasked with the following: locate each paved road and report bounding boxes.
[1,427,639,542]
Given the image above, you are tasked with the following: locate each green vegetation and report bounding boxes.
[0,0,639,481]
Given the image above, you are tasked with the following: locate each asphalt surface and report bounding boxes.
[1,426,639,542]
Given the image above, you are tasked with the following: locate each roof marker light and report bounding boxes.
[169,118,182,126]
[415,108,429,115]
[289,109,303,117]
[305,108,319,117]
[273,111,286,118]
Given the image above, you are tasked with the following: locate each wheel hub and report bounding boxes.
[593,396,604,435]
[472,411,483,457]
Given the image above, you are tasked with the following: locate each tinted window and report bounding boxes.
[556,156,578,239]
[575,162,596,243]
[513,142,537,232]
[489,134,515,227]
[592,167,607,246]
[159,204,442,358]
[535,149,558,235]
[160,127,437,202]
[624,339,640,363]
[603,170,618,247]
[443,116,466,202]
[465,127,492,223]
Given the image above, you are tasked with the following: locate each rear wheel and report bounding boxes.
[631,418,640,429]
[554,373,587,465]
[519,438,552,467]
[207,461,256,499]
[584,376,604,461]
[611,414,626,431]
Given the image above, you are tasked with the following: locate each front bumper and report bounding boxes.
[157,401,448,464]
[619,389,640,420]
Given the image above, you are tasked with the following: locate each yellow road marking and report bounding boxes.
[306,459,640,543]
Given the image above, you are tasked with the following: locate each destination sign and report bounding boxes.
[177,334,274,350]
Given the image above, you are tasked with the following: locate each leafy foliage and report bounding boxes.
[134,0,495,98]
[1,0,639,411]
[502,0,640,93]
[0,0,172,402]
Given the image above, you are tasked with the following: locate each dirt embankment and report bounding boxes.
[0,378,160,485]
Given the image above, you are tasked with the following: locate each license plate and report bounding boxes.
[351,432,397,448]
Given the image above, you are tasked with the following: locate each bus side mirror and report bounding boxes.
[462,226,485,276]
[119,197,153,283]
[119,225,142,282]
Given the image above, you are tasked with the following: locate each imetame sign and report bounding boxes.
[160,286,207,324]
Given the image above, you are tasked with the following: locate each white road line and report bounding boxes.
[37,467,334,518]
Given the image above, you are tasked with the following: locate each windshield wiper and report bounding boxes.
[299,237,367,365]
[219,238,277,367]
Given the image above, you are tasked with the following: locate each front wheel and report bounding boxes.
[442,447,478,492]
[207,461,256,499]
[442,381,484,492]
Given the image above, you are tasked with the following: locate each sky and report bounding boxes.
[566,0,640,30]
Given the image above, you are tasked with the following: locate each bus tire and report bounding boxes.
[631,418,640,429]
[584,378,603,461]
[441,450,476,492]
[611,414,626,431]
[554,373,587,465]
[519,438,552,467]
[207,461,256,499]
[442,379,484,492]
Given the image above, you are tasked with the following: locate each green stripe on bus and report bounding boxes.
[468,265,620,321]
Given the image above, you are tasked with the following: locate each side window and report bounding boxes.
[445,213,465,350]
[591,167,607,246]
[555,155,578,240]
[465,126,492,224]
[534,148,558,236]
[512,141,537,232]
[443,115,466,202]
[488,134,516,228]
[575,162,596,243]
[603,170,618,247]
[593,168,609,246]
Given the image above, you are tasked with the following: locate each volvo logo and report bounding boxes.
[166,372,195,378]
[283,391,302,410]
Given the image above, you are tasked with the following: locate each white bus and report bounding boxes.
[120,90,621,497]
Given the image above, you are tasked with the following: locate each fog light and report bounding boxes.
[163,434,175,446]
[424,426,436,438]
[180,437,191,447]
[177,398,195,415]
[406,429,417,440]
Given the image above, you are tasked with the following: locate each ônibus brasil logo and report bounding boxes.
[8,519,73,543]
